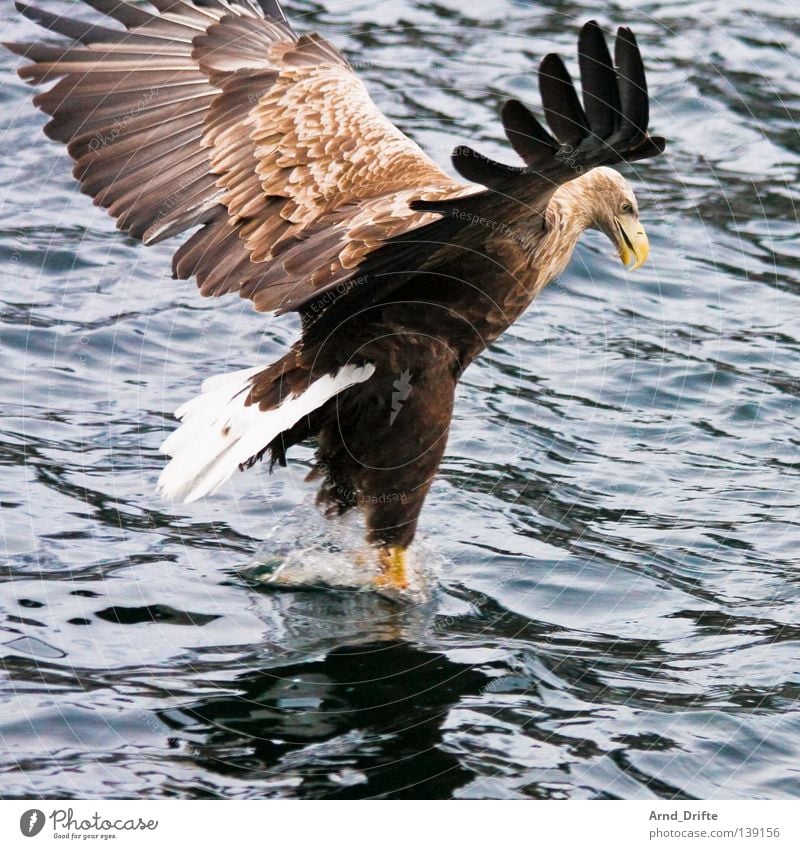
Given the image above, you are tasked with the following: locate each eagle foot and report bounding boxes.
[375,545,409,591]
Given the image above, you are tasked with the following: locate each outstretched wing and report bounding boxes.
[7,0,472,313]
[8,6,664,328]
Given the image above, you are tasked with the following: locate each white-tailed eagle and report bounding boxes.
[8,0,665,590]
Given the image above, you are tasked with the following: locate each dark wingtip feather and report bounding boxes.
[501,99,557,165]
[578,19,619,139]
[539,52,589,147]
[615,25,648,136]
[578,20,605,54]
[451,144,524,187]
[627,135,666,161]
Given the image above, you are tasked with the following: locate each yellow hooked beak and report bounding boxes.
[614,214,650,271]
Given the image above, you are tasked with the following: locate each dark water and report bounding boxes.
[1,0,799,799]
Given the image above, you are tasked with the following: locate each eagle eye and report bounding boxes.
[620,201,633,214]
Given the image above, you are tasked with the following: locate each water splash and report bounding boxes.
[237,503,440,603]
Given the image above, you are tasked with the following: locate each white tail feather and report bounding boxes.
[157,362,376,503]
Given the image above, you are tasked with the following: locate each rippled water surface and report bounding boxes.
[1,0,799,799]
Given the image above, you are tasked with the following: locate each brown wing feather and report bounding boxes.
[9,0,472,314]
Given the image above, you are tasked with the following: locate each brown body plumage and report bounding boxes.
[7,0,665,588]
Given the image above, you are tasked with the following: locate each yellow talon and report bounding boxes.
[375,545,409,591]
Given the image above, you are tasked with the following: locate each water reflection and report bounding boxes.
[161,641,488,799]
